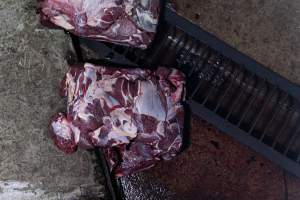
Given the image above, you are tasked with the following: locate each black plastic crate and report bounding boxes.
[69,6,300,199]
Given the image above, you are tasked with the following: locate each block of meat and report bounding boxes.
[50,63,185,176]
[38,0,160,48]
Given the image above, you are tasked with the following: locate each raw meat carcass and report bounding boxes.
[38,0,160,48]
[50,63,185,176]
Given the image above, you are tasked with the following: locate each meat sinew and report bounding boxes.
[38,0,160,48]
[50,63,185,176]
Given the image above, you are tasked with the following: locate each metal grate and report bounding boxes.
[178,39,300,159]
[71,8,300,179]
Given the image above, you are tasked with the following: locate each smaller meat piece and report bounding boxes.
[38,0,160,48]
[50,63,185,176]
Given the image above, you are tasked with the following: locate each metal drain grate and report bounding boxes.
[71,8,300,178]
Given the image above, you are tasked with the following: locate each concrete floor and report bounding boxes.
[0,0,299,200]
[0,0,106,199]
[175,0,300,84]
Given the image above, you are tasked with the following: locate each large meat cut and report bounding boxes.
[38,0,160,48]
[50,63,185,176]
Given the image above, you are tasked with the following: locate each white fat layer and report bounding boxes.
[68,0,83,9]
[84,0,118,27]
[141,0,149,7]
[124,3,134,15]
[83,0,117,12]
[70,124,81,143]
[121,81,130,104]
[110,108,137,138]
[132,33,143,41]
[134,81,166,121]
[108,131,130,145]
[168,134,182,152]
[111,23,120,34]
[52,15,74,30]
[71,64,119,121]
[74,99,94,121]
[135,8,158,32]
[51,120,72,140]
[66,73,76,104]
[86,34,147,48]
[91,108,137,145]
[91,127,101,140]
[156,121,165,137]
[166,96,176,120]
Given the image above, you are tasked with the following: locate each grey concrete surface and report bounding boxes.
[175,0,300,84]
[0,0,107,199]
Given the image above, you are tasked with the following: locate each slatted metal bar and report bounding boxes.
[237,76,258,127]
[271,110,294,148]
[202,62,223,105]
[213,65,241,112]
[249,86,277,133]
[284,123,300,155]
[225,70,248,120]
[259,93,289,141]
